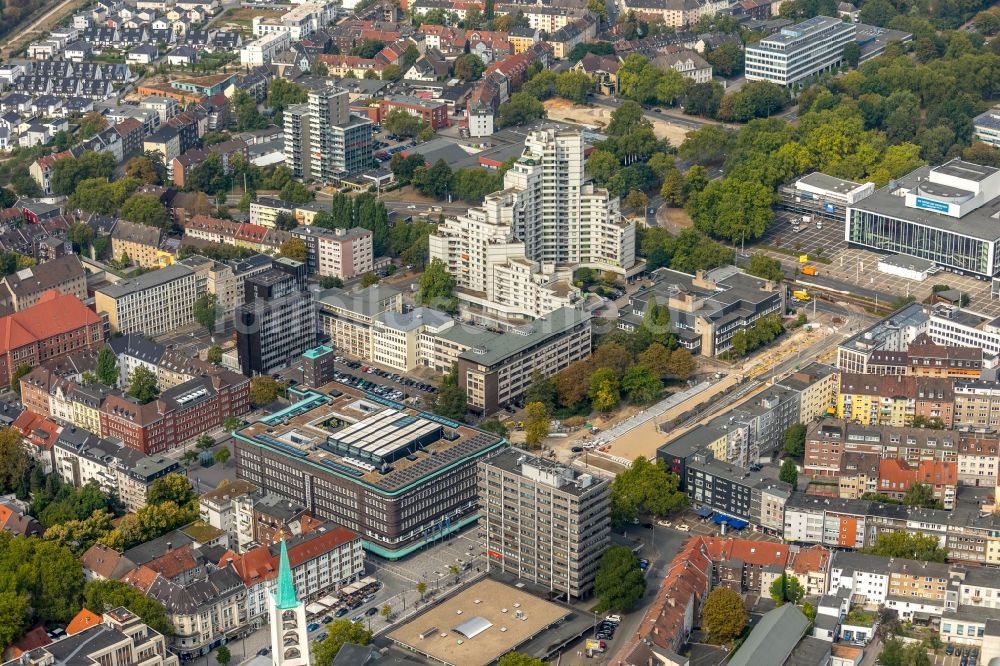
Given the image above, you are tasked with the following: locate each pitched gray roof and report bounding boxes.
[728,604,809,666]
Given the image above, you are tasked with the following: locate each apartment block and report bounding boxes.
[779,362,840,423]
[0,291,103,387]
[235,258,317,376]
[291,226,374,280]
[21,358,251,455]
[429,128,636,321]
[198,480,259,553]
[124,563,246,659]
[957,435,999,487]
[681,451,793,530]
[303,83,373,180]
[807,420,942,477]
[479,449,610,598]
[0,254,87,312]
[284,103,312,180]
[53,427,182,512]
[745,16,856,86]
[234,385,506,558]
[111,219,168,269]
[95,264,198,336]
[240,31,291,66]
[837,374,954,427]
[874,458,957,508]
[661,385,801,470]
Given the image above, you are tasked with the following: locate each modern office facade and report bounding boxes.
[429,128,637,320]
[451,307,592,414]
[94,264,198,335]
[235,258,317,376]
[846,160,1000,277]
[745,16,856,86]
[233,385,507,558]
[479,448,610,598]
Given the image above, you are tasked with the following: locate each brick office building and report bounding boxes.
[0,291,103,387]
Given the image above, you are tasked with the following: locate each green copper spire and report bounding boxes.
[274,538,299,609]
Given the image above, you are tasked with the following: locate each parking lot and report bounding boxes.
[758,211,847,261]
[334,357,439,401]
[933,645,981,665]
[755,213,1000,318]
[277,355,440,407]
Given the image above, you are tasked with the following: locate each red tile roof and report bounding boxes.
[146,543,199,580]
[12,410,61,451]
[224,526,359,587]
[66,609,103,636]
[0,291,101,355]
[790,544,830,576]
[917,460,957,487]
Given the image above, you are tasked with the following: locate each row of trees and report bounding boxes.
[528,311,696,417]
[314,192,391,255]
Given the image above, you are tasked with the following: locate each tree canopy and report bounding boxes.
[866,532,948,562]
[250,375,280,406]
[611,456,688,526]
[430,364,467,420]
[594,545,646,612]
[126,366,158,404]
[312,619,373,666]
[769,573,804,605]
[417,258,457,311]
[702,587,748,642]
[83,579,172,635]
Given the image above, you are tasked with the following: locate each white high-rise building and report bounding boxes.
[429,128,636,321]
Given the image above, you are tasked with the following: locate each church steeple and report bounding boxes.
[267,537,311,666]
[274,538,299,609]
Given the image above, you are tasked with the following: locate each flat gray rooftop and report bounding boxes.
[798,172,862,194]
[850,167,1000,241]
[935,159,998,181]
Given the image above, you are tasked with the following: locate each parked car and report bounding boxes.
[335,608,349,618]
[307,623,320,632]
[366,607,378,616]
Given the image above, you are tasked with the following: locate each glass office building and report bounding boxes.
[846,160,1000,278]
